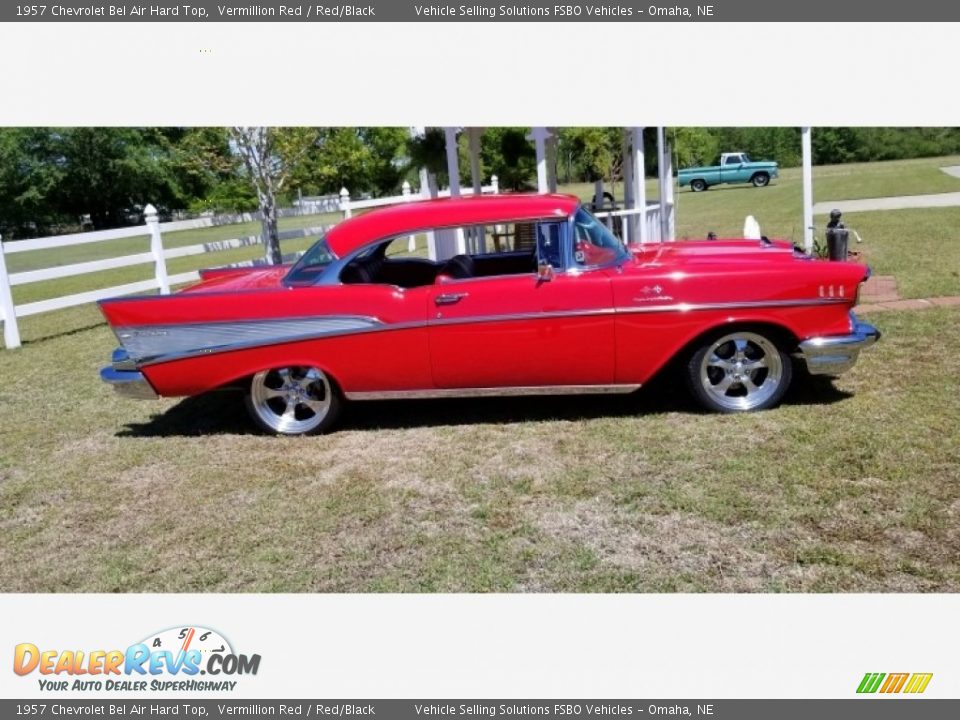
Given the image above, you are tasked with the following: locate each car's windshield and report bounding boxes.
[741,153,752,163]
[285,237,337,285]
[572,207,629,266]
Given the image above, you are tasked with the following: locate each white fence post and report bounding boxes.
[340,187,352,219]
[144,205,170,295]
[0,235,22,349]
[491,175,499,194]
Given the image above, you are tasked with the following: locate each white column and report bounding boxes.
[620,131,633,244]
[802,126,814,254]
[339,187,352,219]
[528,127,550,193]
[633,127,648,243]
[0,234,22,349]
[546,130,558,193]
[443,127,465,254]
[402,180,417,253]
[468,127,483,195]
[657,127,670,243]
[144,204,170,295]
[444,127,461,197]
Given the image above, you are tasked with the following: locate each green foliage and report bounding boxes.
[5,126,960,241]
[559,127,620,182]
[671,128,720,168]
[0,128,187,237]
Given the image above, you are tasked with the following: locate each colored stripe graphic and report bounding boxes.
[904,673,934,694]
[857,672,933,694]
[880,673,909,693]
[857,673,885,694]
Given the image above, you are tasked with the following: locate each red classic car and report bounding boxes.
[100,194,880,435]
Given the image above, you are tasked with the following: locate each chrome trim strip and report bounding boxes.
[119,316,382,365]
[124,298,849,367]
[795,317,881,376]
[100,367,159,400]
[344,383,641,401]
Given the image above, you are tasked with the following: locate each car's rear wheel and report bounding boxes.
[690,179,707,192]
[686,330,792,412]
[751,172,770,187]
[244,366,341,435]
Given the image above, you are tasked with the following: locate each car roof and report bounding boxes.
[324,193,581,257]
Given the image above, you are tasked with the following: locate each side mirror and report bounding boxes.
[536,260,554,283]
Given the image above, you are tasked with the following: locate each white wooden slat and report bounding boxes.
[4,226,150,254]
[167,271,201,286]
[15,279,161,317]
[8,252,156,286]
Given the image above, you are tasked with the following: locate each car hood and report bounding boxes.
[629,239,797,265]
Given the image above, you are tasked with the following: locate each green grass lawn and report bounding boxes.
[2,155,960,593]
[0,307,957,592]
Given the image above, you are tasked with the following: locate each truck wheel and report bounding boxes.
[690,179,707,192]
[751,172,770,187]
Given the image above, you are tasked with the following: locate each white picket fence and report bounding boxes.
[0,204,333,350]
[0,175,665,351]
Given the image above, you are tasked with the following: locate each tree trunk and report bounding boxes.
[259,192,282,265]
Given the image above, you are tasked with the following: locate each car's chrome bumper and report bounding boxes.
[100,348,158,400]
[796,317,881,376]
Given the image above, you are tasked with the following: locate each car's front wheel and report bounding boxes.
[244,366,341,435]
[686,330,792,412]
[751,172,770,187]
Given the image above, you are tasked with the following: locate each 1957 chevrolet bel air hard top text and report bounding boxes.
[100,194,880,434]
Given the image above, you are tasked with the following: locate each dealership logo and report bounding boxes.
[857,672,933,694]
[13,626,260,692]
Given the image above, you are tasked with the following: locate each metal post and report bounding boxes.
[144,204,169,295]
[0,234,22,349]
[802,126,814,254]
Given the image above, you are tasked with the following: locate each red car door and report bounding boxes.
[428,268,615,389]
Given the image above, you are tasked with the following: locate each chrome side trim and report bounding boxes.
[344,384,641,401]
[118,316,383,365]
[100,367,159,400]
[795,317,881,376]
[122,298,848,367]
[615,297,849,315]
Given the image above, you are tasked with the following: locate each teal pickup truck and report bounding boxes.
[678,152,779,192]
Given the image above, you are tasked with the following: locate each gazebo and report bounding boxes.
[413,126,818,260]
[413,126,676,261]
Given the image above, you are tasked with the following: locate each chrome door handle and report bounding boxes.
[435,292,468,306]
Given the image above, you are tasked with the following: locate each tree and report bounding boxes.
[558,127,621,183]
[230,127,319,264]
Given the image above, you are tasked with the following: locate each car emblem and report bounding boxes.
[641,285,663,295]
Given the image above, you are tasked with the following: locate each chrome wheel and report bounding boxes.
[245,366,338,435]
[752,173,770,187]
[690,331,791,412]
[691,179,707,192]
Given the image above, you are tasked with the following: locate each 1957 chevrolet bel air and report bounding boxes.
[99,194,880,435]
